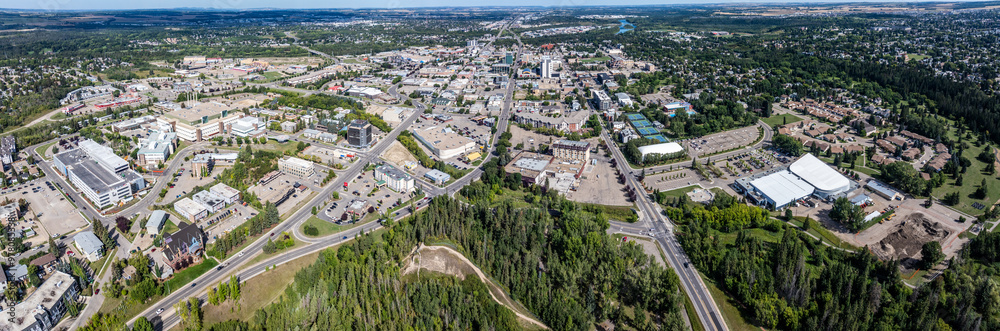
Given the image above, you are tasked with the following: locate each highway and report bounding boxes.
[128,77,429,330]
[600,128,729,331]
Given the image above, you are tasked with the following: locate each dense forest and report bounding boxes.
[668,196,1000,330]
[206,176,686,330]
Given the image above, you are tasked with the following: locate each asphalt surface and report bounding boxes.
[641,120,774,173]
[601,128,729,331]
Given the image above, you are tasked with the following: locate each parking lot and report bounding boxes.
[202,203,260,243]
[159,167,223,205]
[249,173,315,216]
[0,180,89,244]
[323,168,414,222]
[566,152,631,206]
[687,126,760,157]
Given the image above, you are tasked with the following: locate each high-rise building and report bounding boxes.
[504,52,514,65]
[540,57,551,78]
[347,120,373,148]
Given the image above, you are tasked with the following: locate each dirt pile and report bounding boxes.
[873,213,950,260]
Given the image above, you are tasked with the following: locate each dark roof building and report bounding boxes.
[346,120,373,148]
[163,222,206,271]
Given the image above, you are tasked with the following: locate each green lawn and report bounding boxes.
[660,185,699,199]
[579,56,610,63]
[261,71,284,81]
[761,113,803,127]
[789,217,859,251]
[930,126,1000,215]
[162,219,180,235]
[162,258,219,294]
[91,248,117,279]
[301,216,343,238]
[35,141,58,160]
[202,250,322,326]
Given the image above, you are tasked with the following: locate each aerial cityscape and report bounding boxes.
[1,2,1000,330]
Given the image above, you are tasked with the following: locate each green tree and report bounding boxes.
[920,241,944,269]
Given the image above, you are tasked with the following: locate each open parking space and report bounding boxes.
[159,167,223,205]
[203,203,260,243]
[686,126,760,157]
[324,168,413,221]
[566,152,631,206]
[0,180,89,243]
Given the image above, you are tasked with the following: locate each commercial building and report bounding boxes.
[345,86,384,99]
[278,157,315,178]
[347,120,374,148]
[374,164,414,193]
[136,131,177,165]
[615,93,633,107]
[0,136,15,168]
[0,271,79,331]
[412,126,477,159]
[110,115,156,132]
[147,210,168,235]
[552,140,591,162]
[540,57,552,78]
[281,121,298,133]
[735,153,852,209]
[54,140,145,208]
[210,183,241,205]
[74,231,104,262]
[302,129,339,143]
[175,197,209,222]
[593,90,612,110]
[193,190,227,214]
[505,152,553,184]
[424,169,452,184]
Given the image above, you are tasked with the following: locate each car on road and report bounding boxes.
[343,236,347,240]
[156,308,164,315]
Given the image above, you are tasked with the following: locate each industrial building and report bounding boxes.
[735,153,853,209]
[53,140,145,208]
[412,126,477,159]
[0,271,78,331]
[347,120,374,148]
[552,140,591,162]
[375,164,415,193]
[278,157,315,178]
[136,131,177,165]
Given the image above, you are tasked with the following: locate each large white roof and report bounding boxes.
[788,153,850,194]
[750,170,815,207]
[638,142,684,156]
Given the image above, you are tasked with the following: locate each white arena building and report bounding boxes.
[737,153,852,209]
[637,142,685,161]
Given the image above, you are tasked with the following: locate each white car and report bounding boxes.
[156,308,164,315]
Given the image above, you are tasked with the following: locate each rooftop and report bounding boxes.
[0,271,76,330]
[376,164,412,181]
[74,231,103,254]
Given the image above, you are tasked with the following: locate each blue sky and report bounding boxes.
[2,0,938,10]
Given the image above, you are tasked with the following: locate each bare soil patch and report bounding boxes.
[872,213,950,265]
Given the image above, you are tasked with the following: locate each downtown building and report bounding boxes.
[54,140,146,208]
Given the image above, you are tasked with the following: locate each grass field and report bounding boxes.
[202,250,323,326]
[930,127,1000,215]
[34,141,58,160]
[163,258,219,294]
[301,215,343,237]
[761,113,803,127]
[660,185,699,199]
[579,56,610,63]
[789,217,860,251]
[162,219,180,236]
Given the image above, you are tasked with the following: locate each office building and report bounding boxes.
[347,120,374,148]
[375,164,414,193]
[540,57,551,78]
[229,116,266,138]
[0,271,79,331]
[53,140,145,208]
[155,104,244,142]
[278,157,315,178]
[412,126,477,159]
[193,190,227,214]
[424,169,451,184]
[210,183,241,205]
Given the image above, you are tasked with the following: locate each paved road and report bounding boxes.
[600,128,729,331]
[128,79,428,330]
